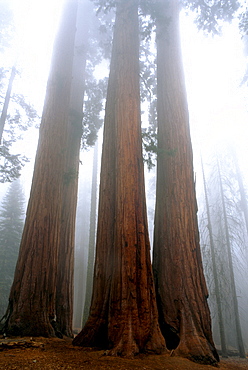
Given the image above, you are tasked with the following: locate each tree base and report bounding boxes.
[73,319,167,358]
[174,337,219,366]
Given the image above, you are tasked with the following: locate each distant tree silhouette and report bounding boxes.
[201,158,228,357]
[199,150,247,358]
[82,141,98,326]
[55,0,90,338]
[0,180,25,317]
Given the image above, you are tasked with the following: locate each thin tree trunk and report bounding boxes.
[3,0,78,337]
[0,65,16,143]
[56,0,90,338]
[201,157,228,357]
[217,160,246,358]
[73,0,165,356]
[231,147,248,235]
[73,221,88,331]
[153,0,218,365]
[82,141,98,326]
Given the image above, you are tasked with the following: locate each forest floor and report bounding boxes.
[0,336,248,370]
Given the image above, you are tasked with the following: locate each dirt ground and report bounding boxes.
[0,337,248,370]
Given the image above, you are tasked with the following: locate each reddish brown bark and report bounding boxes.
[153,0,219,365]
[73,0,165,356]
[4,0,78,337]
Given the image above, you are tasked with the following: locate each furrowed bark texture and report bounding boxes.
[56,0,90,338]
[153,0,219,365]
[73,0,165,356]
[5,0,78,337]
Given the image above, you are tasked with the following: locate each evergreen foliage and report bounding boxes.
[0,1,38,183]
[82,76,107,148]
[0,180,25,317]
[239,6,248,35]
[0,67,38,183]
[0,140,28,183]
[183,0,240,34]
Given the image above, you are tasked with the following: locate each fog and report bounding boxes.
[1,0,248,358]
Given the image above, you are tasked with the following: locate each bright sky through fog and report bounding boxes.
[0,0,64,197]
[181,14,248,152]
[7,0,248,137]
[1,0,248,196]
[7,0,63,111]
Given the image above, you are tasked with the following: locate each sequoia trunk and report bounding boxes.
[153,0,219,365]
[4,0,78,337]
[73,0,165,356]
[55,0,90,338]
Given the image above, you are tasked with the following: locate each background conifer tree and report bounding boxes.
[0,180,25,317]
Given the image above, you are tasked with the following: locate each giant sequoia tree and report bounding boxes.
[2,0,78,336]
[152,0,219,365]
[55,0,92,338]
[73,0,165,356]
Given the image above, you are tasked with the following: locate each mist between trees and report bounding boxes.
[0,0,248,365]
